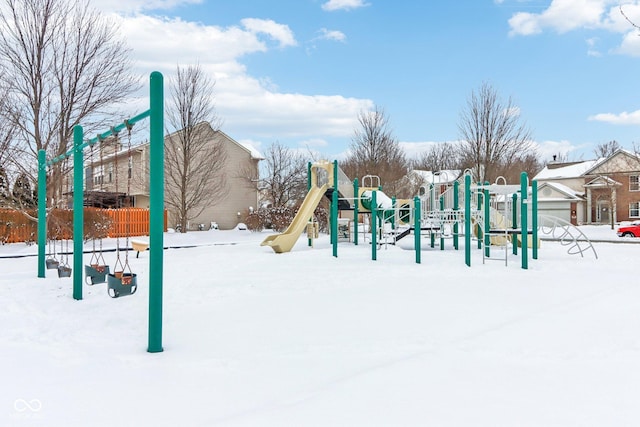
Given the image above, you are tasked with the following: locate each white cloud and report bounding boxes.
[588,109,640,124]
[508,0,611,36]
[111,13,372,140]
[317,28,347,42]
[505,1,640,55]
[533,139,581,161]
[321,0,370,12]
[614,29,640,56]
[241,18,297,48]
[586,37,603,56]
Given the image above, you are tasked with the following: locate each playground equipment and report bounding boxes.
[36,71,165,353]
[263,160,597,269]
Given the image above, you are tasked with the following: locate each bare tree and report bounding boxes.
[594,140,621,158]
[412,142,462,172]
[165,64,227,232]
[343,105,409,196]
[0,166,10,205]
[458,82,536,183]
[0,0,138,206]
[256,141,308,208]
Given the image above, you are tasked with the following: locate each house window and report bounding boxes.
[128,158,133,179]
[630,175,640,192]
[108,165,113,183]
[630,202,640,218]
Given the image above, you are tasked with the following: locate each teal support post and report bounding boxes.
[477,185,483,249]
[371,191,377,261]
[332,160,339,257]
[72,126,84,301]
[532,180,538,260]
[430,185,436,249]
[332,186,338,258]
[520,172,528,270]
[464,175,471,267]
[484,186,490,258]
[353,178,359,246]
[148,71,165,353]
[414,196,421,264]
[439,195,445,250]
[391,196,396,230]
[307,162,312,247]
[453,181,459,250]
[37,150,47,278]
[512,193,518,255]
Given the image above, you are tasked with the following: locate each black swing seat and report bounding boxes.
[107,273,137,298]
[57,265,72,278]
[85,264,110,285]
[46,258,59,269]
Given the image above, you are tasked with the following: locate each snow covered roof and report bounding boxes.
[533,159,602,180]
[538,181,584,200]
[239,142,264,160]
[411,169,461,184]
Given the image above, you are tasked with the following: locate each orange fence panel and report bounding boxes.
[0,208,167,243]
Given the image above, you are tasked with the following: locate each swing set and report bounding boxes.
[36,72,165,353]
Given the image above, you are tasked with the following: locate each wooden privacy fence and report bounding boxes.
[0,208,167,244]
[105,208,168,238]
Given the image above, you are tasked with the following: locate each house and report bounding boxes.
[533,149,640,225]
[84,122,263,230]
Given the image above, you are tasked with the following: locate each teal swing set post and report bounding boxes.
[36,71,164,353]
[371,190,377,261]
[453,181,459,250]
[464,174,471,267]
[414,196,421,264]
[353,178,359,246]
[332,160,338,258]
[520,172,528,270]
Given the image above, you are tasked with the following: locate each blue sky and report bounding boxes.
[97,0,640,162]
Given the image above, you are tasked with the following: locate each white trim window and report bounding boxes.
[630,175,640,192]
[630,202,640,218]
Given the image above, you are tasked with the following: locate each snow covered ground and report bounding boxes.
[1,224,639,426]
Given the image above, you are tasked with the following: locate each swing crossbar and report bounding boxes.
[46,109,151,167]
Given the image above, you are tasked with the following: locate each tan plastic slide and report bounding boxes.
[490,208,538,248]
[261,183,328,253]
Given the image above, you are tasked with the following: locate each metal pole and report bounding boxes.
[464,175,471,267]
[307,162,312,247]
[453,181,459,250]
[353,178,359,246]
[332,160,338,258]
[439,195,444,250]
[371,191,377,261]
[37,150,47,278]
[72,126,84,300]
[512,193,518,255]
[532,179,538,260]
[332,185,338,258]
[414,196,421,264]
[148,71,164,353]
[520,172,528,270]
[484,185,490,259]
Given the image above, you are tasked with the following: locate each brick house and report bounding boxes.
[534,149,640,225]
